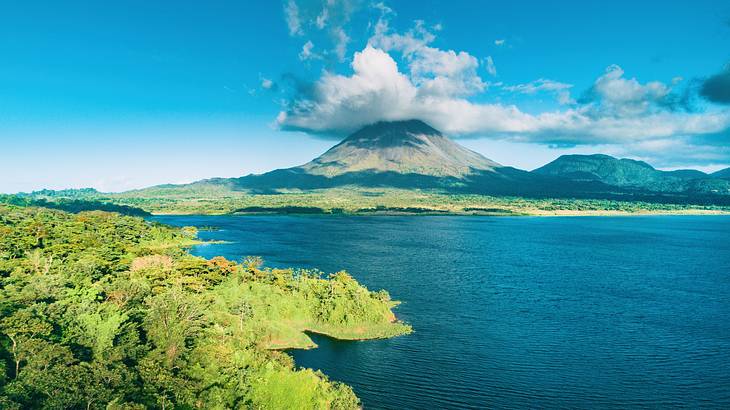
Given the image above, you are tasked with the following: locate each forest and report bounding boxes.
[73,187,730,216]
[0,204,410,409]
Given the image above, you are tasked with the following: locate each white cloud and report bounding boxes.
[284,0,303,36]
[369,19,486,97]
[261,78,274,89]
[556,91,574,105]
[315,5,329,29]
[372,1,393,16]
[276,8,730,166]
[299,40,321,61]
[279,46,417,133]
[332,27,349,61]
[504,79,572,94]
[278,45,730,148]
[284,0,357,61]
[597,137,730,169]
[583,64,671,117]
[503,78,574,104]
[485,56,497,76]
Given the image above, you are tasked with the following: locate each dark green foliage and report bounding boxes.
[0,194,150,216]
[713,167,730,179]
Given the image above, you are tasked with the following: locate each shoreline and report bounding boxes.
[151,209,730,217]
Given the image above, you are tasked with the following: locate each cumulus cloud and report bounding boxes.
[276,4,730,166]
[700,65,730,104]
[369,19,487,97]
[600,135,730,169]
[578,65,676,117]
[278,46,416,134]
[278,45,730,148]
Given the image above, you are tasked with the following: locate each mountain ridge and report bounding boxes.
[713,167,730,179]
[533,154,730,195]
[67,120,730,202]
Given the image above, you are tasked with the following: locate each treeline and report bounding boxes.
[0,205,409,409]
[86,187,730,216]
[0,194,150,216]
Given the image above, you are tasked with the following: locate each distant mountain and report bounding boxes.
[122,120,729,202]
[298,120,501,178]
[713,167,730,179]
[533,154,730,195]
[534,154,690,187]
[19,188,100,199]
[222,120,561,194]
[664,169,709,179]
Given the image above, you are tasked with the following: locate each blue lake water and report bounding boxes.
[153,215,730,409]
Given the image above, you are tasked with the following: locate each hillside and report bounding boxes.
[713,167,730,179]
[533,154,730,195]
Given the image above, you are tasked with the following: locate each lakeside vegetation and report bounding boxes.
[43,187,730,216]
[0,194,150,217]
[0,204,410,409]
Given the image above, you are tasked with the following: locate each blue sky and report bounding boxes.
[1,0,730,192]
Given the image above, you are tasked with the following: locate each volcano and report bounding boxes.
[298,120,501,178]
[222,119,535,192]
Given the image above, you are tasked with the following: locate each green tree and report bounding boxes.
[0,308,53,379]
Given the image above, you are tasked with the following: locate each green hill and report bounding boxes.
[713,167,730,179]
[533,154,730,195]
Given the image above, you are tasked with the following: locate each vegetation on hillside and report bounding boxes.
[0,194,149,217]
[534,154,730,195]
[94,188,730,215]
[0,204,410,409]
[14,185,730,216]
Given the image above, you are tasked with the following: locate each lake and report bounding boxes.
[154,215,730,409]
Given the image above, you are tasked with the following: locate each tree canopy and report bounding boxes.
[0,204,410,409]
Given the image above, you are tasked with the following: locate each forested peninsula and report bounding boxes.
[0,204,410,409]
